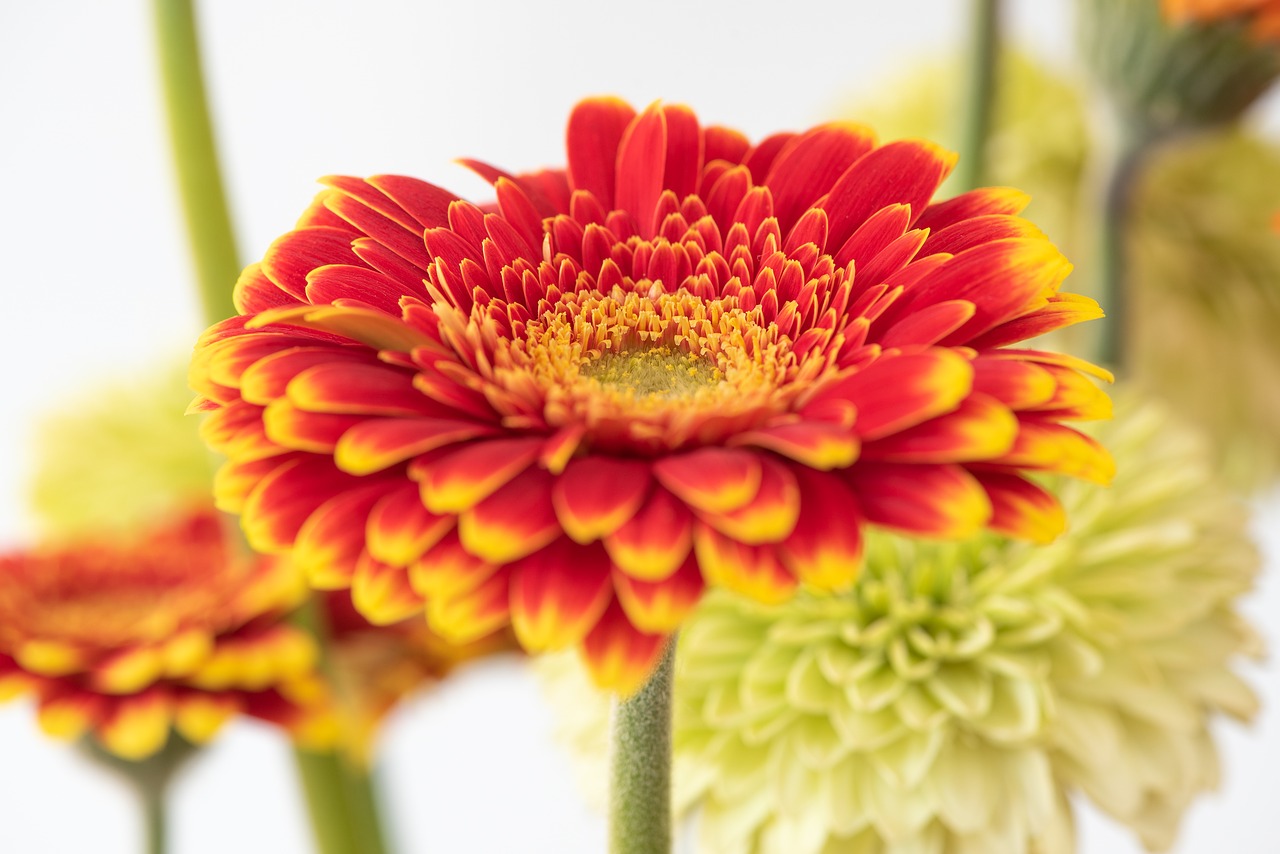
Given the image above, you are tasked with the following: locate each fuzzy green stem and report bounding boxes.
[152,0,241,325]
[609,637,677,854]
[953,0,1002,193]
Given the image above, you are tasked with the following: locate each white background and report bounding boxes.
[1,2,1277,852]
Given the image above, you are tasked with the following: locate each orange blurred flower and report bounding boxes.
[191,97,1111,694]
[1163,0,1280,39]
[0,509,335,759]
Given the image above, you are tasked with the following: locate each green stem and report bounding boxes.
[953,0,1002,193]
[291,596,393,854]
[1095,126,1156,374]
[152,0,241,325]
[609,637,677,854]
[141,781,167,854]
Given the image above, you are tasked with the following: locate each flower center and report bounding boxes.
[579,345,721,399]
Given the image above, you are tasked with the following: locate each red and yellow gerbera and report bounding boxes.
[0,509,336,759]
[1163,0,1280,39]
[191,97,1112,694]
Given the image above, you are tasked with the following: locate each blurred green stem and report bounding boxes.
[609,637,677,854]
[152,0,241,325]
[141,781,167,854]
[292,596,392,854]
[153,4,390,853]
[1095,125,1156,374]
[954,0,1002,193]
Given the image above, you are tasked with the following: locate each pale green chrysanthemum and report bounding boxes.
[28,361,214,536]
[540,389,1260,853]
[676,388,1259,854]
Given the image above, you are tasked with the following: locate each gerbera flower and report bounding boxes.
[0,508,337,760]
[539,388,1259,852]
[191,97,1112,694]
[1163,0,1280,40]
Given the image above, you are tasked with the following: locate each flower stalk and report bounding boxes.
[953,0,1003,193]
[152,3,389,853]
[609,637,677,854]
[152,0,241,325]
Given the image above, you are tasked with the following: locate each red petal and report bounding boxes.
[603,488,694,581]
[780,468,865,591]
[240,346,380,406]
[692,523,797,604]
[615,103,668,237]
[966,293,1105,350]
[971,358,1058,409]
[612,556,704,635]
[822,140,957,250]
[850,462,991,539]
[552,457,652,544]
[305,264,415,314]
[458,467,561,564]
[878,300,977,349]
[287,362,436,416]
[861,393,1019,463]
[417,437,543,514]
[352,554,423,625]
[973,471,1066,544]
[366,482,455,567]
[241,457,367,552]
[730,420,860,470]
[509,539,613,652]
[829,350,974,441]
[992,420,1115,484]
[694,456,800,545]
[567,97,637,209]
[580,601,668,696]
[426,567,511,645]
[653,447,762,514]
[263,401,365,454]
[764,124,876,232]
[261,227,361,301]
[914,187,1030,231]
[295,483,390,588]
[334,417,500,476]
[366,174,458,229]
[662,104,703,200]
[920,214,1041,257]
[408,532,498,600]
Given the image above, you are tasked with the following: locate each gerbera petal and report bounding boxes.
[612,556,705,635]
[287,362,435,417]
[653,447,763,514]
[616,102,669,237]
[993,420,1116,485]
[828,350,973,441]
[764,123,876,232]
[862,394,1019,463]
[849,463,991,539]
[36,688,105,740]
[334,417,500,476]
[971,358,1058,409]
[967,293,1106,350]
[458,467,561,564]
[567,97,637,208]
[174,693,241,744]
[95,688,173,760]
[693,523,798,604]
[407,532,498,601]
[418,437,543,514]
[262,400,364,454]
[261,227,361,301]
[973,471,1066,544]
[510,539,613,652]
[914,186,1031,231]
[241,457,366,552]
[425,568,511,645]
[604,487,695,582]
[780,468,865,591]
[694,456,801,545]
[294,484,391,587]
[822,140,958,249]
[661,104,703,200]
[580,601,668,695]
[366,482,455,568]
[552,457,653,544]
[351,555,423,625]
[731,421,860,470]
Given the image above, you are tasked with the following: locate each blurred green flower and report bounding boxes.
[28,362,213,536]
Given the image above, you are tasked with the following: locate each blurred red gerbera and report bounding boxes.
[1163,0,1280,39]
[0,509,335,759]
[191,97,1112,694]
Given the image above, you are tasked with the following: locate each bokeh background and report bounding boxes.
[1,2,1276,851]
